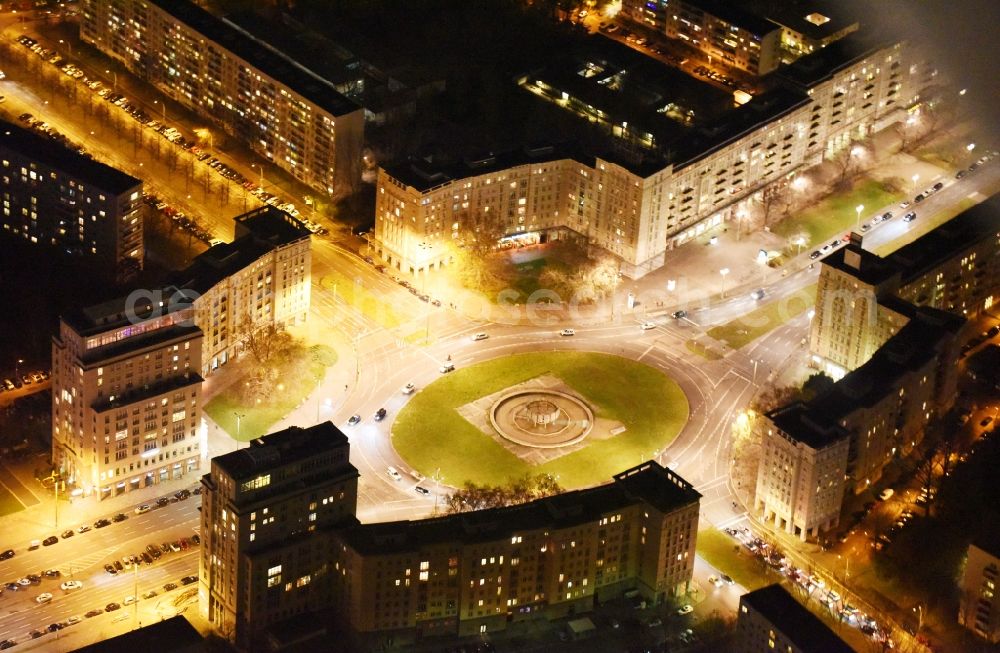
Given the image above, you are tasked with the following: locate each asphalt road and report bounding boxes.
[0,496,200,645]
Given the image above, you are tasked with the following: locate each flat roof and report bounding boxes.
[383,143,594,193]
[669,86,811,169]
[741,585,854,653]
[890,193,1000,285]
[684,0,778,37]
[808,307,964,421]
[339,461,699,555]
[149,0,360,117]
[821,241,901,288]
[766,0,860,41]
[767,401,849,450]
[171,207,309,295]
[776,30,887,89]
[0,119,140,195]
[71,615,203,653]
[213,422,350,482]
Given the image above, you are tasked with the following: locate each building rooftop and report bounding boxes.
[171,206,309,295]
[765,0,860,42]
[891,193,1000,285]
[741,585,854,653]
[212,422,350,482]
[668,86,811,170]
[821,239,902,288]
[0,119,140,195]
[808,307,964,421]
[971,534,1000,561]
[776,30,887,89]
[684,0,778,37]
[338,461,700,555]
[767,401,850,450]
[71,615,203,653]
[383,143,594,193]
[148,0,360,117]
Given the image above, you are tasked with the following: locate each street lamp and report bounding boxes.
[855,204,864,229]
[105,69,117,91]
[252,163,265,190]
[911,173,920,193]
[154,100,166,122]
[234,412,245,442]
[58,39,72,57]
[15,358,23,381]
[795,236,806,256]
[719,268,730,298]
[913,604,923,634]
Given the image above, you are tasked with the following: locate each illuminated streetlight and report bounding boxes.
[855,204,864,229]
[105,69,117,91]
[795,236,806,256]
[154,100,166,122]
[911,173,920,193]
[719,268,730,298]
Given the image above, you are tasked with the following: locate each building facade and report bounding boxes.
[375,35,932,278]
[51,298,203,499]
[757,306,962,535]
[80,0,364,197]
[199,423,359,648]
[811,197,1000,375]
[330,462,700,638]
[959,541,1000,643]
[0,118,143,280]
[170,206,312,376]
[620,0,782,76]
[754,404,850,541]
[737,584,853,653]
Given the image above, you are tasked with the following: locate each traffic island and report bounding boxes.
[392,351,688,489]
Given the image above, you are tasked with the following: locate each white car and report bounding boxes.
[640,322,656,330]
[134,504,150,514]
[60,580,83,591]
[676,604,694,615]
[707,575,723,588]
[123,595,137,605]
[559,329,576,336]
[472,333,489,341]
[35,592,53,604]
[401,383,416,395]
[386,467,403,482]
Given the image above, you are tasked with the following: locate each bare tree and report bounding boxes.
[238,310,292,366]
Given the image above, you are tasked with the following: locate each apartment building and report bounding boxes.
[810,234,910,374]
[891,195,1000,317]
[811,195,1000,375]
[757,305,962,535]
[199,422,359,648]
[959,540,1000,643]
[737,584,853,653]
[0,118,143,280]
[80,0,364,197]
[754,403,850,541]
[376,33,931,278]
[330,462,700,638]
[766,1,859,60]
[620,0,782,76]
[169,206,312,376]
[51,295,203,499]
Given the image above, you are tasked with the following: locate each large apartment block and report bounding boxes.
[621,0,782,76]
[375,34,931,278]
[737,584,853,653]
[80,0,364,196]
[331,462,700,638]
[757,305,961,538]
[170,206,312,376]
[51,297,203,499]
[959,540,1000,643]
[197,433,700,647]
[811,197,1000,375]
[0,118,143,280]
[754,403,850,541]
[199,423,359,648]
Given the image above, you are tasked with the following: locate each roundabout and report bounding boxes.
[391,351,689,489]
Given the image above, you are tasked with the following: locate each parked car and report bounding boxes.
[347,414,361,426]
[134,504,150,515]
[439,363,455,374]
[676,604,694,615]
[559,328,576,336]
